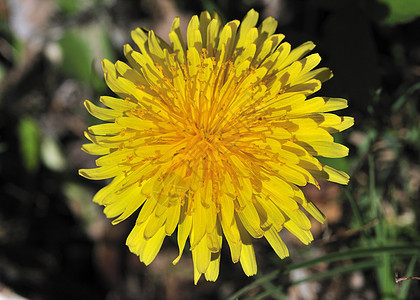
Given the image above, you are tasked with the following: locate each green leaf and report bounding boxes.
[283,245,420,272]
[0,63,5,83]
[229,245,420,300]
[55,0,81,15]
[59,29,93,82]
[399,256,418,300]
[89,25,116,91]
[290,260,378,286]
[59,24,115,87]
[378,0,420,24]
[18,116,41,173]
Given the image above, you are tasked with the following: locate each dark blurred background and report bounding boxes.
[1,0,420,299]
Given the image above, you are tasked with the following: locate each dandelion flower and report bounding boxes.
[79,9,353,283]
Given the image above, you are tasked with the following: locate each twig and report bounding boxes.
[395,273,420,283]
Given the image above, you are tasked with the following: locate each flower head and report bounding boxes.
[79,9,353,283]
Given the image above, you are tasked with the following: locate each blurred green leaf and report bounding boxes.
[12,36,25,64]
[18,116,41,173]
[0,142,6,154]
[378,0,420,24]
[392,82,420,112]
[229,244,420,299]
[0,63,5,83]
[55,0,81,15]
[318,157,349,173]
[41,136,67,172]
[290,260,378,286]
[59,24,115,87]
[200,0,220,15]
[97,27,115,62]
[59,29,93,82]
[399,256,418,300]
[89,25,116,91]
[63,182,103,237]
[344,188,365,228]
[283,245,420,272]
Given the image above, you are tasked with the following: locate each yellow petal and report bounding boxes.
[258,16,278,40]
[115,60,146,86]
[136,197,157,225]
[187,15,202,53]
[148,30,166,61]
[131,28,148,54]
[102,59,144,101]
[126,221,147,255]
[311,164,350,184]
[241,27,258,51]
[79,164,121,180]
[286,78,322,95]
[263,176,298,210]
[100,95,136,112]
[199,11,211,48]
[299,53,321,74]
[267,42,291,74]
[116,116,154,131]
[81,143,110,155]
[296,67,332,84]
[187,47,201,77]
[219,212,241,263]
[254,38,273,66]
[192,235,211,274]
[165,204,181,235]
[143,208,166,239]
[285,97,325,116]
[328,116,354,132]
[265,139,300,164]
[191,190,207,248]
[169,17,186,63]
[173,204,192,265]
[235,43,256,68]
[88,123,123,136]
[236,9,259,50]
[236,203,264,238]
[258,198,286,232]
[140,225,166,265]
[253,200,270,230]
[217,20,240,63]
[299,141,349,158]
[316,97,348,112]
[284,220,313,245]
[305,200,326,224]
[193,258,202,285]
[206,17,222,55]
[237,220,257,276]
[84,100,121,121]
[206,220,222,252]
[204,252,221,281]
[283,208,312,231]
[264,227,289,258]
[280,41,316,69]
[272,163,308,186]
[95,148,132,166]
[105,185,145,224]
[92,175,124,205]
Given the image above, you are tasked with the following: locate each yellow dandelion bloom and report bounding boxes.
[79,9,353,284]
